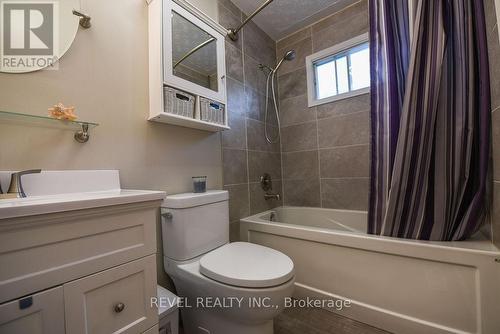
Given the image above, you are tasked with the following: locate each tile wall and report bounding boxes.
[276,0,370,210]
[218,0,282,241]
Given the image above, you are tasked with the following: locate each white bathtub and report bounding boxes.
[240,206,500,334]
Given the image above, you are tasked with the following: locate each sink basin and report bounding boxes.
[0,170,166,219]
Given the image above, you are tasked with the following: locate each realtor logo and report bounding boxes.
[1,1,59,72]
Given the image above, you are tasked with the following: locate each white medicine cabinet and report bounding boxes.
[148,0,229,132]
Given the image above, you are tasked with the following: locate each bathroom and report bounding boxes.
[0,0,499,333]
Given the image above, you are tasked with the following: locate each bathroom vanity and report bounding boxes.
[0,170,165,334]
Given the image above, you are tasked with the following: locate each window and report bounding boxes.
[306,34,370,107]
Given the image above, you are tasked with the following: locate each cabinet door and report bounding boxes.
[0,286,65,334]
[64,255,158,334]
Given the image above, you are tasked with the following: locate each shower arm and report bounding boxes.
[173,37,216,69]
[227,0,274,41]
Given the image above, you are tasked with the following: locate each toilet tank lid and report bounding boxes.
[162,190,228,209]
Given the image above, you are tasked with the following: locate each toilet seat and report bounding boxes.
[199,242,294,288]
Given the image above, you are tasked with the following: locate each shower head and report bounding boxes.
[274,50,296,72]
[283,50,296,61]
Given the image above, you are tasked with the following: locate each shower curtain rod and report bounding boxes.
[227,0,274,41]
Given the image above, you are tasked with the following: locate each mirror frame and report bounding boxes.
[163,0,226,104]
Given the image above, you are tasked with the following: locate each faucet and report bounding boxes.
[264,193,280,201]
[5,169,41,198]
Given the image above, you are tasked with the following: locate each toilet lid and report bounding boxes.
[199,242,294,288]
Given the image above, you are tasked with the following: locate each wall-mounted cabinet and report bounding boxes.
[148,0,229,132]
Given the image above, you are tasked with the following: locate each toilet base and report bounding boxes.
[181,307,274,334]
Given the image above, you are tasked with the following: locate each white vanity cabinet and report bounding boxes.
[0,170,166,334]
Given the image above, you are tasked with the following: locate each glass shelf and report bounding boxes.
[0,110,99,143]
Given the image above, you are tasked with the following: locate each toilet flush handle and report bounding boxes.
[161,209,173,220]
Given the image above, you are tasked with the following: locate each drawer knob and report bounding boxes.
[114,302,125,313]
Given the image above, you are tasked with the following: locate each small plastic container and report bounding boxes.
[192,176,207,193]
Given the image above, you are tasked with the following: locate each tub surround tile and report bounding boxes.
[222,114,247,149]
[281,121,318,152]
[311,0,368,34]
[276,37,312,76]
[223,148,248,185]
[245,86,268,122]
[229,221,241,242]
[283,150,319,180]
[244,54,268,95]
[494,182,500,248]
[312,8,369,52]
[249,181,283,214]
[248,150,282,182]
[243,21,276,67]
[280,94,317,127]
[488,26,500,111]
[217,2,242,50]
[227,78,246,116]
[493,109,500,180]
[283,179,321,207]
[246,119,281,152]
[225,43,244,83]
[318,111,370,148]
[277,27,312,51]
[224,183,250,222]
[321,178,369,210]
[278,68,308,100]
[317,93,370,119]
[484,0,498,37]
[320,145,370,178]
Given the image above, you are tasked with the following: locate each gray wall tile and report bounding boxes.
[225,43,244,82]
[311,0,368,34]
[223,148,248,185]
[224,183,250,222]
[222,114,246,149]
[248,150,282,182]
[276,37,312,76]
[284,179,321,207]
[494,109,500,181]
[243,21,276,67]
[321,178,369,210]
[247,119,281,152]
[488,26,500,110]
[283,150,319,180]
[230,221,241,242]
[320,145,369,178]
[494,182,500,247]
[277,27,312,50]
[217,2,242,50]
[317,93,370,119]
[318,111,370,148]
[249,181,282,214]
[278,68,308,100]
[227,77,245,116]
[245,86,267,121]
[244,54,268,95]
[279,94,317,127]
[281,121,318,152]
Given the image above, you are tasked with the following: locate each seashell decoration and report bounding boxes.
[48,102,78,121]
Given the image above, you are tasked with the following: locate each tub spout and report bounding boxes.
[264,193,281,201]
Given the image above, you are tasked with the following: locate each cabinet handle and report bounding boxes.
[114,302,125,313]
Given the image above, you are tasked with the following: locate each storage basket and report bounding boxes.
[163,86,195,118]
[200,97,225,125]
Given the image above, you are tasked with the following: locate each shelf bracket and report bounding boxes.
[74,123,90,143]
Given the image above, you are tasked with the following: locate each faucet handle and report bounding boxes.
[7,169,42,198]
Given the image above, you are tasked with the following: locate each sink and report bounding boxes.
[0,170,166,219]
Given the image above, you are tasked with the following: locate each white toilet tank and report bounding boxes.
[161,190,229,261]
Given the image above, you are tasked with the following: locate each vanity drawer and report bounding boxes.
[64,255,158,334]
[0,286,65,334]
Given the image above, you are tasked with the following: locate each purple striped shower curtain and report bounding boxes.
[368,0,491,241]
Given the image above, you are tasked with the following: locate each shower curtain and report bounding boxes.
[368,0,491,241]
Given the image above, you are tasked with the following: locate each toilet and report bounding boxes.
[161,190,295,334]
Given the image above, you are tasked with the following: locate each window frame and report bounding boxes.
[306,33,370,107]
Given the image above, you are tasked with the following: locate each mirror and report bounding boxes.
[0,0,81,73]
[171,10,218,92]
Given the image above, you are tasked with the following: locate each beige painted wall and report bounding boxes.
[0,0,222,194]
[0,0,221,289]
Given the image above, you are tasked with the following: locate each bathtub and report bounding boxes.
[240,206,500,334]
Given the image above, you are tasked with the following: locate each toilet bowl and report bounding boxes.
[161,191,295,334]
